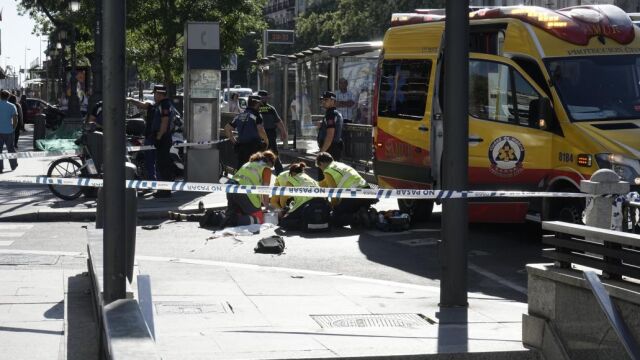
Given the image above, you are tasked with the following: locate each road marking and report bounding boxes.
[0,233,25,238]
[397,238,439,247]
[0,249,84,257]
[468,263,528,295]
[0,224,34,230]
[0,241,14,246]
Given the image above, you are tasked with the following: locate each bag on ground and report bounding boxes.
[254,235,285,254]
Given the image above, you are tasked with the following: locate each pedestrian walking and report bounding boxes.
[258,90,288,175]
[8,95,23,149]
[0,90,19,173]
[317,91,344,161]
[224,95,269,169]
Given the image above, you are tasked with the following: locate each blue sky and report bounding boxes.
[0,0,45,74]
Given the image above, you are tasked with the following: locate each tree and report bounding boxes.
[126,0,267,91]
[295,0,445,50]
[19,0,268,92]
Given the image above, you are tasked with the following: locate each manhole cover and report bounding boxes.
[155,302,229,315]
[0,254,59,265]
[311,314,434,328]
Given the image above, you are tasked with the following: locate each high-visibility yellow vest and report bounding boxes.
[271,171,291,209]
[288,172,318,212]
[323,161,367,189]
[233,161,268,208]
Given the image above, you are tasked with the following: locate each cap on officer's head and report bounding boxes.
[248,95,262,107]
[257,90,269,97]
[320,91,336,100]
[153,85,167,94]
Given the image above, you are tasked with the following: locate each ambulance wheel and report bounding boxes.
[398,199,434,223]
[552,198,584,224]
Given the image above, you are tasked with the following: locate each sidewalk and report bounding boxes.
[0,249,98,360]
[0,127,227,222]
[86,227,538,360]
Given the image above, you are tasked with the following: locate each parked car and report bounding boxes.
[23,98,49,124]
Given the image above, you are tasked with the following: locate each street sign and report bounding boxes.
[222,54,237,71]
[266,30,295,45]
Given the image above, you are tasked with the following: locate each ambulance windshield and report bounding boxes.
[546,55,640,122]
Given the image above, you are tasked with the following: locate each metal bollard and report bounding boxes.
[125,162,138,282]
[32,115,47,150]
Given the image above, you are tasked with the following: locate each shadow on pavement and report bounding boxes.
[357,213,544,303]
[44,301,64,319]
[437,307,468,353]
[66,273,99,360]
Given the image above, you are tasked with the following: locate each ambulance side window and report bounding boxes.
[469,60,542,128]
[378,59,432,120]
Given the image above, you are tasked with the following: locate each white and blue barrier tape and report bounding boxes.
[0,175,590,200]
[0,139,229,160]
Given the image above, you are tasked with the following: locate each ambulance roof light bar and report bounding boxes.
[391,4,635,46]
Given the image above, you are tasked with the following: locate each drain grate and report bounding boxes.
[0,254,60,265]
[155,301,229,315]
[311,313,434,329]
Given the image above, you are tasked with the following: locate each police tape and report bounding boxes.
[0,175,591,200]
[0,139,229,160]
[173,138,229,148]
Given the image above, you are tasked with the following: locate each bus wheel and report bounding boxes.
[398,199,434,223]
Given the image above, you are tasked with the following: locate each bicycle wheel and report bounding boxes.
[47,158,85,200]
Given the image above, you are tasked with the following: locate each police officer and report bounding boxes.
[129,85,175,197]
[317,91,344,161]
[316,152,376,227]
[224,95,269,169]
[258,90,288,175]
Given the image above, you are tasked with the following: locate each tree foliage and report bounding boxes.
[295,0,445,50]
[18,0,268,88]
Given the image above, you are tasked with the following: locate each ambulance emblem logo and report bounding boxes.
[488,136,525,177]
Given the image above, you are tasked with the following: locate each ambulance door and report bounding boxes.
[375,57,436,189]
[467,55,553,193]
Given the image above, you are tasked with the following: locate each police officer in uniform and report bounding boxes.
[317,91,344,161]
[129,85,175,197]
[225,95,269,169]
[258,90,288,175]
[316,152,376,227]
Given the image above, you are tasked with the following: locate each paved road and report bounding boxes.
[3,218,545,304]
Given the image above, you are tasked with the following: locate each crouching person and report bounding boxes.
[223,150,276,226]
[316,152,377,228]
[274,162,330,231]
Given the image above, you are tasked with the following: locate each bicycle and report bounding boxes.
[46,123,102,200]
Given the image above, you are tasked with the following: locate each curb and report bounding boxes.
[0,204,227,222]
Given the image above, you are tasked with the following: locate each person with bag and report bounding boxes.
[271,162,330,231]
[316,152,377,228]
[224,96,269,169]
[8,95,23,149]
[222,150,276,226]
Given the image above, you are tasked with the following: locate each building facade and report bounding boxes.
[264,0,329,29]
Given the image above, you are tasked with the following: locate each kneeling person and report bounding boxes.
[274,162,330,231]
[316,152,377,227]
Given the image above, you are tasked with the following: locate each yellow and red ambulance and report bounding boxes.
[373,5,640,222]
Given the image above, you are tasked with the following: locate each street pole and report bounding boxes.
[24,47,30,90]
[102,0,127,303]
[67,27,82,118]
[90,0,103,111]
[440,0,469,307]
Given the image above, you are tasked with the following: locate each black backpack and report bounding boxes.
[254,236,285,254]
[301,200,331,232]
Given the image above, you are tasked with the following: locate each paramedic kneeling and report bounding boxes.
[223,150,275,226]
[316,152,376,227]
[272,162,330,231]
